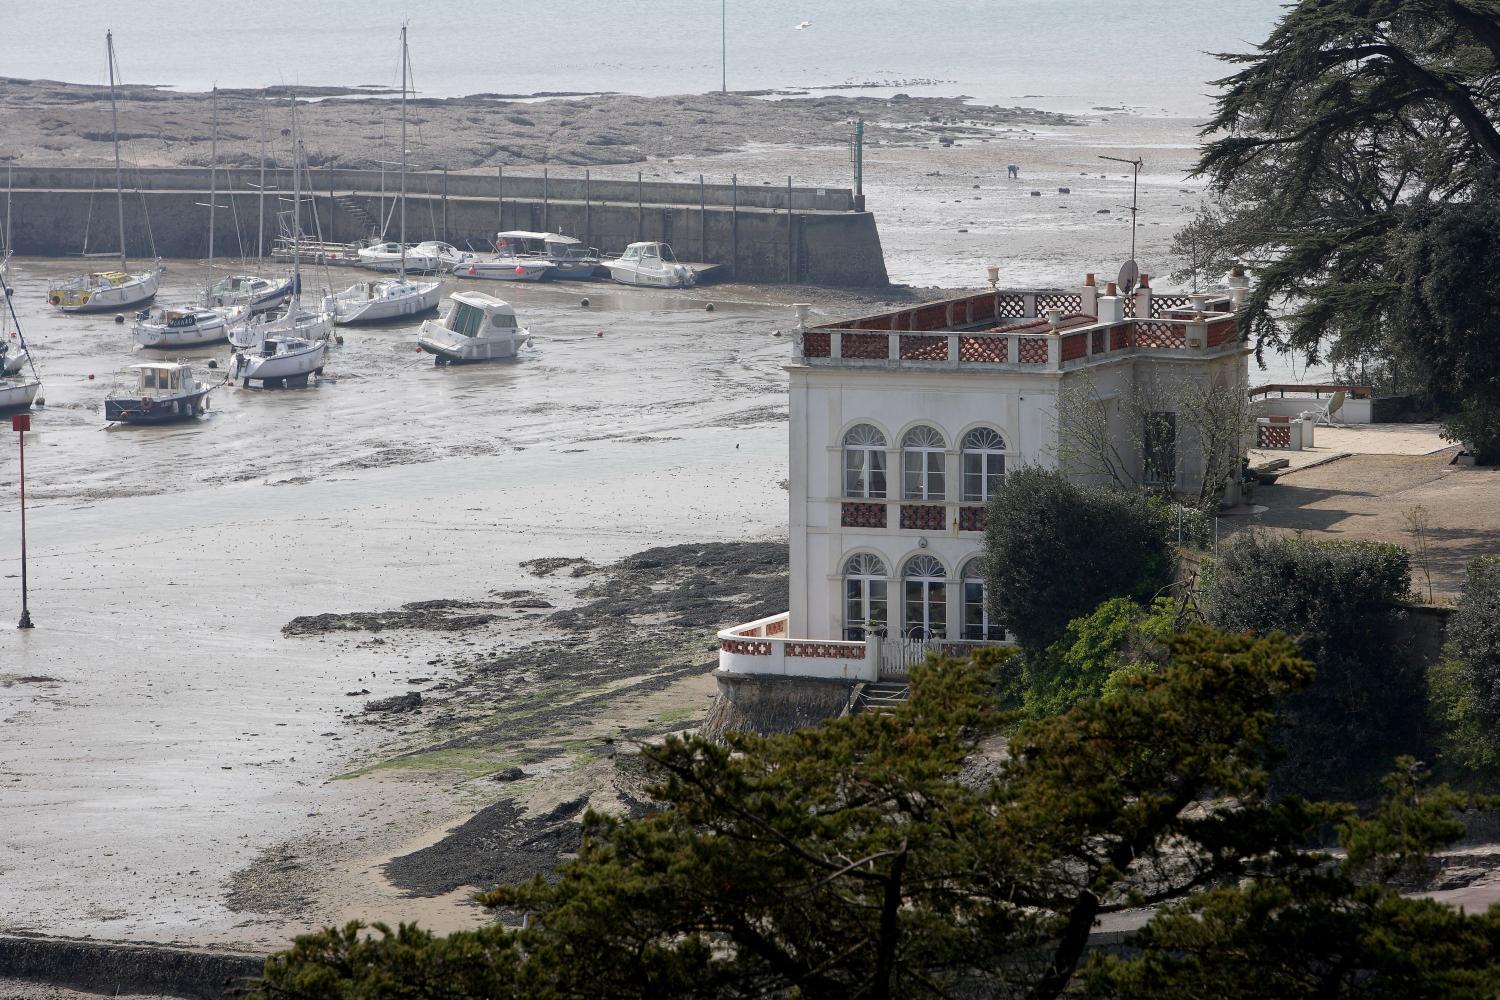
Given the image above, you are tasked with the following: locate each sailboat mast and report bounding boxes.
[290,94,302,308]
[106,31,128,273]
[399,24,408,282]
[208,85,218,264]
[257,92,267,263]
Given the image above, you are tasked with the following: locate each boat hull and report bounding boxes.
[416,331,528,363]
[333,282,442,324]
[544,260,609,282]
[453,260,550,282]
[606,263,694,288]
[0,380,40,413]
[134,315,230,349]
[232,343,325,386]
[51,270,161,313]
[103,387,212,424]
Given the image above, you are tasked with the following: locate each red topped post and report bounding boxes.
[12,412,32,629]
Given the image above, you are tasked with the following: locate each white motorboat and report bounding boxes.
[417,291,531,363]
[357,241,434,273]
[0,376,40,413]
[229,334,325,388]
[51,34,163,315]
[606,242,695,288]
[330,278,441,324]
[202,273,295,314]
[453,254,551,282]
[412,241,472,271]
[103,362,213,424]
[134,305,244,349]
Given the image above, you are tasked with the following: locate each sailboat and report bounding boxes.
[331,25,440,325]
[47,31,161,314]
[200,87,295,315]
[1,250,43,413]
[229,94,333,351]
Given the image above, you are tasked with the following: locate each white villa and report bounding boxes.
[717,269,1252,688]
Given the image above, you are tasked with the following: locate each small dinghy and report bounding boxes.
[229,334,325,388]
[330,277,442,324]
[417,291,531,363]
[606,242,695,288]
[134,305,244,349]
[103,362,214,424]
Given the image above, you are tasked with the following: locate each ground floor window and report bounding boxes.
[902,554,947,640]
[961,559,1005,641]
[843,553,888,640]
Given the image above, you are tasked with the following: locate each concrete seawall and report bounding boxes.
[0,935,264,999]
[2,166,889,287]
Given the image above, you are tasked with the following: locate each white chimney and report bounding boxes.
[1097,280,1123,323]
[1227,264,1250,308]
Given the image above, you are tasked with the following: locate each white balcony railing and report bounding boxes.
[717,612,878,682]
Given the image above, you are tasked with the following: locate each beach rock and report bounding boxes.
[365,692,422,714]
[492,767,527,782]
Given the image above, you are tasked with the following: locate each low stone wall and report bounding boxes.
[700,673,857,739]
[0,935,264,1000]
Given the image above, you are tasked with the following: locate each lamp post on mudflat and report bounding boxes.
[13,412,32,629]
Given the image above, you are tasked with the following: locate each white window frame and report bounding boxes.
[961,427,1007,502]
[843,553,888,641]
[960,559,1005,641]
[843,424,888,499]
[902,554,948,641]
[901,426,947,501]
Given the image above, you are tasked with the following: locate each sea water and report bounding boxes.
[7,0,1282,116]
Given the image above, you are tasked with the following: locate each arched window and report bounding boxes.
[961,558,1005,641]
[902,554,947,640]
[961,427,1007,502]
[843,425,887,499]
[843,553,888,641]
[901,426,946,501]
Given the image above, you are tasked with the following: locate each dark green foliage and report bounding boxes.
[1189,0,1500,454]
[252,630,1347,999]
[1088,763,1500,999]
[1199,532,1420,797]
[984,467,1175,655]
[1021,596,1175,717]
[1431,557,1500,773]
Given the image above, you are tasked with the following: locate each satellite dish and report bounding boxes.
[1117,259,1139,296]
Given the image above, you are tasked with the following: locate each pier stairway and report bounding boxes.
[333,195,381,241]
[853,681,911,715]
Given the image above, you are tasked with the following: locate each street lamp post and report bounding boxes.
[13,412,32,629]
[722,0,727,93]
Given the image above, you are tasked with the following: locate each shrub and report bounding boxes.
[1023,597,1175,717]
[1199,532,1419,797]
[1430,556,1500,775]
[1441,395,1500,465]
[984,468,1176,655]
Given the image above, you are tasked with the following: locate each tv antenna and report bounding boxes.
[1099,154,1143,267]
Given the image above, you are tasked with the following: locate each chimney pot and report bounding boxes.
[1084,273,1096,286]
[1104,281,1118,296]
[1139,272,1151,289]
